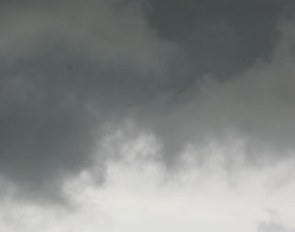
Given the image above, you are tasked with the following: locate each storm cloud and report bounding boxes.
[0,0,178,199]
[1,2,295,229]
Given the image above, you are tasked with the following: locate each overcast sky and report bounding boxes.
[1,0,295,231]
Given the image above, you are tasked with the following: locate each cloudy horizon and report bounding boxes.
[1,0,295,231]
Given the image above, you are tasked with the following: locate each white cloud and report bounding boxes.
[1,134,295,232]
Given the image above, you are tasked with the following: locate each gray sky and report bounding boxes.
[1,0,295,231]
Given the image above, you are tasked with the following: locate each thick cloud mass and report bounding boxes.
[146,0,293,77]
[1,0,295,205]
[0,0,177,199]
[1,1,295,231]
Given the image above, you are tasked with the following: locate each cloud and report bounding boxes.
[194,20,295,159]
[146,0,293,77]
[1,0,295,207]
[0,0,178,200]
[1,136,295,232]
[0,0,176,72]
[258,211,295,232]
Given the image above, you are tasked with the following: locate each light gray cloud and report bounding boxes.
[258,212,295,232]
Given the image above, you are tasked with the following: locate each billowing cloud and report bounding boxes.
[1,0,295,230]
[0,0,178,200]
[1,136,295,232]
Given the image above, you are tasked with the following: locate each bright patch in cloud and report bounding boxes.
[1,135,295,232]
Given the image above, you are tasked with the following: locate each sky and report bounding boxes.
[1,0,295,231]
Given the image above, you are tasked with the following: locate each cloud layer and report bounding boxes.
[1,136,295,232]
[1,1,295,229]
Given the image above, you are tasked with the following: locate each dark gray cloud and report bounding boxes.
[1,0,295,201]
[146,0,293,78]
[0,0,176,200]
